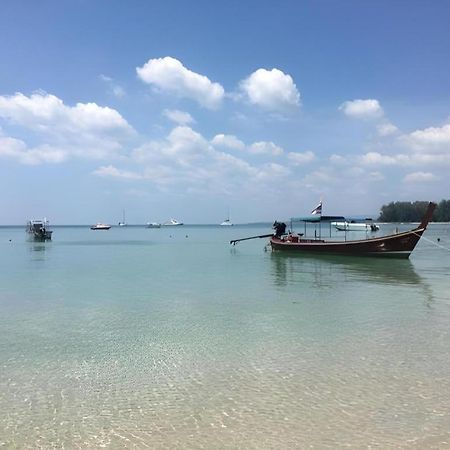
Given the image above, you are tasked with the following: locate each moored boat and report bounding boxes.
[146,222,161,228]
[230,202,436,259]
[270,202,436,258]
[220,219,233,226]
[163,218,183,226]
[118,210,127,227]
[90,223,111,230]
[332,221,380,232]
[26,219,53,240]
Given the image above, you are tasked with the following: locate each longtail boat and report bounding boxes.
[269,202,436,258]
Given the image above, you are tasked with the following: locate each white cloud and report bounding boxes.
[248,141,283,156]
[339,99,383,119]
[99,74,126,98]
[359,152,398,165]
[239,68,300,112]
[93,165,143,180]
[0,137,67,165]
[0,92,134,164]
[105,125,295,195]
[0,92,132,134]
[211,134,245,151]
[377,122,398,136]
[287,150,315,165]
[401,123,450,151]
[136,57,225,109]
[163,109,195,125]
[403,171,438,183]
[329,154,347,165]
[211,134,284,156]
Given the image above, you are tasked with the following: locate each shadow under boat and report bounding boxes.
[270,250,425,288]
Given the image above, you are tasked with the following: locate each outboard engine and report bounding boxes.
[273,221,287,237]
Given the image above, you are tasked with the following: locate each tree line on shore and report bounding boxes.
[378,200,450,222]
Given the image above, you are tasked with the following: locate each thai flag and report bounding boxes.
[311,201,322,215]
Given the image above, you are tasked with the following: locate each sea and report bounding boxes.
[1,223,450,449]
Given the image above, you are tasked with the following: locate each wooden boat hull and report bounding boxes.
[270,227,425,258]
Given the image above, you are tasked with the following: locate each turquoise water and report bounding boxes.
[1,224,450,448]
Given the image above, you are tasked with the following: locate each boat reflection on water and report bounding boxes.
[270,252,433,304]
[26,240,51,261]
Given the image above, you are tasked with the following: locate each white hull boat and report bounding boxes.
[332,221,379,232]
[163,218,183,226]
[91,223,111,230]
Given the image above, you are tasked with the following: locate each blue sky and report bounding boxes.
[1,0,449,224]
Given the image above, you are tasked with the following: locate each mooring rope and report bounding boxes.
[413,231,450,252]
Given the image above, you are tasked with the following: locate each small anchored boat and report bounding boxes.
[331,220,380,232]
[27,219,53,240]
[90,223,111,230]
[146,222,161,228]
[118,210,127,227]
[220,219,233,226]
[163,218,183,226]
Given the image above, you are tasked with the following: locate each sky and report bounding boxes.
[1,0,449,224]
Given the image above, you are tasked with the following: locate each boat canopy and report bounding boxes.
[290,215,345,223]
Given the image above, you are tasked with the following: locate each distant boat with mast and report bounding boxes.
[118,210,127,227]
[220,209,233,226]
[220,218,233,226]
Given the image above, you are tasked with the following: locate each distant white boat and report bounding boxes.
[91,223,111,230]
[220,209,233,226]
[146,222,161,228]
[118,210,127,227]
[332,221,379,232]
[163,218,183,226]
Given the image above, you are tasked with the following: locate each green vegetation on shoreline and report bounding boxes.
[378,200,450,222]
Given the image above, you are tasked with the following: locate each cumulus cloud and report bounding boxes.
[0,92,133,134]
[359,152,398,166]
[403,171,438,183]
[96,125,295,196]
[0,137,66,165]
[136,57,225,109]
[248,141,283,156]
[339,99,383,119]
[255,162,290,180]
[211,134,283,156]
[377,122,399,136]
[163,109,195,125]
[211,134,245,151]
[400,123,450,151]
[0,92,134,164]
[239,68,300,112]
[287,150,315,165]
[93,165,143,180]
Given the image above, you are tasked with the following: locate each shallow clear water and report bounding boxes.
[1,224,450,448]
